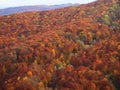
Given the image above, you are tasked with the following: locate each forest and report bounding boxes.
[0,0,119,90]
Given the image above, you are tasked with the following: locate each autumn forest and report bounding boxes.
[0,0,120,90]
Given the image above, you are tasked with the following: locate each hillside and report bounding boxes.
[0,0,120,90]
[0,3,78,16]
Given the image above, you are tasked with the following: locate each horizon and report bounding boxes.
[0,0,96,9]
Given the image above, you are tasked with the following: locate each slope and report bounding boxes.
[0,0,119,90]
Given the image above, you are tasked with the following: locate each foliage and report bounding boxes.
[0,0,119,90]
[101,1,120,30]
